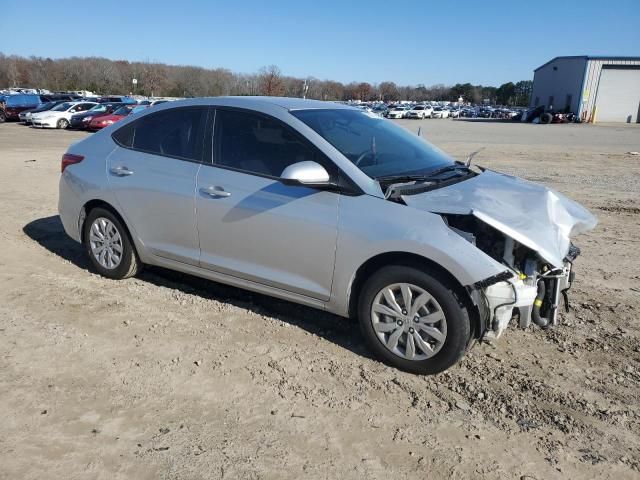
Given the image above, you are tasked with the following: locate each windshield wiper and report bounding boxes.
[377,173,432,185]
[379,164,477,200]
[422,163,471,178]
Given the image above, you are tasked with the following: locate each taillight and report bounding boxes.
[61,153,84,173]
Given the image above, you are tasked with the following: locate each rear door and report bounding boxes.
[195,108,340,300]
[107,107,208,265]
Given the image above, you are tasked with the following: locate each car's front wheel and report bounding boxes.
[358,266,470,375]
[83,207,141,279]
[57,118,69,129]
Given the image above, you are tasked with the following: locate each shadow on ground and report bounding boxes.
[23,215,370,360]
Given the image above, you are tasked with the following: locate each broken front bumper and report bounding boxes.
[476,262,574,341]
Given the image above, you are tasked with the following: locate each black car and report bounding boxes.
[69,102,125,130]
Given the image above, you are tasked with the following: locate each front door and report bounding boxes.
[195,108,339,300]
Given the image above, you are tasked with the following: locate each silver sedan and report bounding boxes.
[58,97,596,374]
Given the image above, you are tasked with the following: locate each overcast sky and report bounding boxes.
[3,0,639,86]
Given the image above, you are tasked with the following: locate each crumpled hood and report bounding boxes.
[401,169,597,267]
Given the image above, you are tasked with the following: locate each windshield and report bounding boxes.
[88,104,108,112]
[413,106,424,110]
[292,108,453,179]
[52,102,73,111]
[113,106,132,115]
[36,102,56,110]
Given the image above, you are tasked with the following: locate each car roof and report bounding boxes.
[153,96,354,112]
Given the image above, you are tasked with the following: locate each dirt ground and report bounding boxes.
[1,118,639,480]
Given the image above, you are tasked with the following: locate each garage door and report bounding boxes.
[595,68,640,123]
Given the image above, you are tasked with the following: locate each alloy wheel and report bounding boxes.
[89,217,123,269]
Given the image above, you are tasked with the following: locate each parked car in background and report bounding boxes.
[387,105,409,119]
[31,101,97,129]
[130,105,149,115]
[371,104,388,117]
[69,103,125,130]
[431,107,450,119]
[406,105,432,119]
[98,96,136,104]
[87,105,135,130]
[58,97,596,374]
[2,94,43,121]
[19,100,68,124]
[41,93,80,102]
[405,105,427,119]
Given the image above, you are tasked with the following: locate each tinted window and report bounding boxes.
[114,107,206,162]
[214,109,319,178]
[112,123,134,148]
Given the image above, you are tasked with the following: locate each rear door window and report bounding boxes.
[113,107,207,162]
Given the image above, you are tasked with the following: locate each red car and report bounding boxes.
[87,105,137,130]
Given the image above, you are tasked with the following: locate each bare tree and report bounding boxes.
[379,81,399,102]
[0,52,525,105]
[258,65,284,96]
[6,58,20,87]
[140,61,167,97]
[355,82,372,101]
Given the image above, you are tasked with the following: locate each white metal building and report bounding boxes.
[530,56,640,123]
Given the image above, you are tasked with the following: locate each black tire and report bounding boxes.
[0,110,5,123]
[358,265,470,375]
[57,118,69,129]
[83,207,142,279]
[540,113,553,124]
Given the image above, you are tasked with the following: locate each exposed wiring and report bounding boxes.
[491,281,518,331]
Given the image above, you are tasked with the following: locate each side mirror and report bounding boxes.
[280,161,333,187]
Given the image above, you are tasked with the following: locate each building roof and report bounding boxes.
[534,55,640,71]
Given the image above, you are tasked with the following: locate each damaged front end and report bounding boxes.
[453,214,579,341]
[400,169,597,340]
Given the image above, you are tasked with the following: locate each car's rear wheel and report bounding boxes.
[358,266,470,375]
[83,207,141,279]
[540,113,553,124]
[57,118,69,129]
[0,110,5,123]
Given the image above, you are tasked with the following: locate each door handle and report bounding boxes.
[109,166,134,177]
[200,186,232,198]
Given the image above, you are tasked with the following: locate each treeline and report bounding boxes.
[0,53,532,105]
